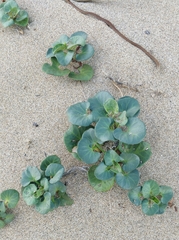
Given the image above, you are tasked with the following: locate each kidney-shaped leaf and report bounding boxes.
[70,31,87,40]
[69,64,94,81]
[159,185,173,204]
[128,186,143,206]
[104,150,122,166]
[45,163,64,183]
[42,57,70,76]
[22,184,38,206]
[35,192,51,214]
[52,35,69,47]
[94,162,115,181]
[67,35,86,49]
[118,96,140,117]
[55,50,74,66]
[120,152,140,173]
[113,117,146,144]
[88,165,115,192]
[1,189,19,209]
[76,44,94,61]
[141,199,159,216]
[116,169,139,190]
[142,180,160,198]
[95,117,115,142]
[156,203,167,214]
[40,155,61,171]
[21,166,41,187]
[67,101,94,126]
[49,181,66,196]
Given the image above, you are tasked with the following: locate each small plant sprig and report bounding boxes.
[0,0,29,28]
[128,180,173,215]
[0,189,19,228]
[42,31,94,81]
[21,155,73,214]
[64,91,173,215]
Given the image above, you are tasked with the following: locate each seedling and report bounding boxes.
[0,189,19,228]
[42,31,94,81]
[0,0,29,28]
[64,91,173,215]
[21,155,73,214]
[128,180,173,215]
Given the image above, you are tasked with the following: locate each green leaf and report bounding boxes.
[1,14,14,27]
[141,199,159,216]
[42,57,70,76]
[53,43,67,54]
[110,161,122,174]
[142,180,160,198]
[113,117,146,144]
[14,10,28,26]
[120,152,140,173]
[104,150,122,166]
[55,50,74,66]
[95,117,115,142]
[67,101,94,126]
[1,189,19,209]
[70,31,87,40]
[94,162,115,181]
[3,213,14,224]
[103,99,119,115]
[45,163,64,183]
[49,181,66,196]
[128,186,143,206]
[8,7,19,18]
[52,192,74,207]
[159,185,173,204]
[35,192,51,214]
[77,129,101,164]
[64,125,90,152]
[114,111,128,126]
[156,203,167,214]
[116,169,139,190]
[88,165,115,192]
[21,166,41,187]
[68,64,94,81]
[75,44,94,61]
[0,201,5,212]
[118,96,140,117]
[40,178,49,191]
[67,35,86,49]
[88,91,113,121]
[40,155,61,171]
[52,35,69,46]
[46,48,54,58]
[0,220,5,229]
[22,184,38,206]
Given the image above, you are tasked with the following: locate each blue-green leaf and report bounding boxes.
[142,180,160,198]
[52,35,69,46]
[21,166,41,187]
[49,181,66,195]
[0,201,5,212]
[35,192,51,214]
[128,186,143,206]
[40,155,61,171]
[159,186,173,204]
[95,117,115,142]
[103,98,119,115]
[118,96,140,117]
[67,101,94,126]
[120,152,140,173]
[116,169,139,190]
[94,162,115,181]
[1,189,19,209]
[113,117,146,144]
[114,111,128,126]
[88,165,115,192]
[45,163,64,183]
[68,64,94,81]
[156,203,167,214]
[141,199,159,216]
[70,31,87,40]
[3,213,14,224]
[67,35,86,49]
[40,178,49,191]
[76,44,94,61]
[104,150,122,166]
[22,184,38,206]
[55,50,74,66]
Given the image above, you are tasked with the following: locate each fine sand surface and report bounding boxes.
[0,0,179,239]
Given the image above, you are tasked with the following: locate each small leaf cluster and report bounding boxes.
[0,0,29,28]
[42,31,94,81]
[128,180,173,215]
[21,155,73,214]
[0,189,19,228]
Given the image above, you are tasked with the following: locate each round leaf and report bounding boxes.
[95,117,115,142]
[120,152,140,173]
[22,184,38,206]
[76,44,94,61]
[113,117,146,144]
[67,101,94,126]
[94,162,115,181]
[118,96,140,117]
[67,35,86,49]
[159,185,173,204]
[128,186,142,206]
[68,64,94,81]
[103,98,119,115]
[52,35,69,46]
[142,180,160,198]
[49,181,66,196]
[156,203,167,214]
[35,192,51,214]
[70,31,87,40]
[45,163,64,183]
[141,199,159,216]
[1,189,19,209]
[88,165,115,192]
[40,155,61,171]
[21,166,41,187]
[55,50,74,66]
[116,169,139,190]
[104,150,122,166]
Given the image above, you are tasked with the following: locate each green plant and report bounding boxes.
[64,91,173,215]
[21,155,73,214]
[0,189,19,228]
[0,0,29,28]
[42,31,94,81]
[128,180,173,215]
